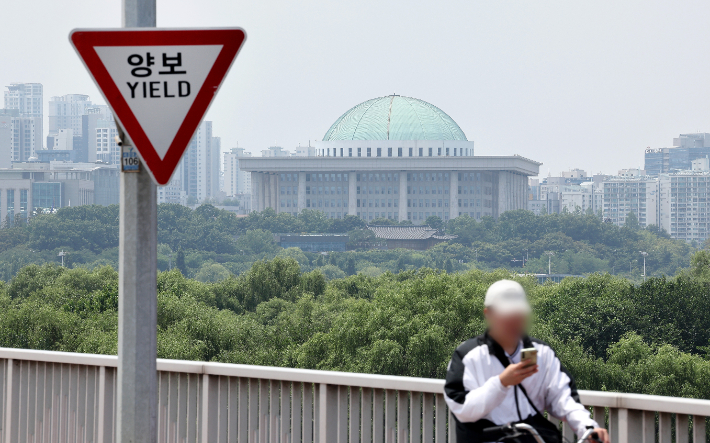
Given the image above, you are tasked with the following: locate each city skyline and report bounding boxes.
[3,0,710,177]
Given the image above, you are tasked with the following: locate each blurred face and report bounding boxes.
[484,307,530,343]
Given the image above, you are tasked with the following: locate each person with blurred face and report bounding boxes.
[444,280,610,443]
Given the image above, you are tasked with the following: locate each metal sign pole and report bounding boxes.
[118,1,157,442]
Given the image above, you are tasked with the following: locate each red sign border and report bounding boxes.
[69,28,246,185]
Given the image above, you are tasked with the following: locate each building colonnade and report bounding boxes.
[250,169,530,223]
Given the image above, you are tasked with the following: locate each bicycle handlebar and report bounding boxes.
[481,423,600,443]
[480,424,512,441]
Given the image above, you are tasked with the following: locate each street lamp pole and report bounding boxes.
[58,250,65,267]
[545,251,554,275]
[639,251,648,282]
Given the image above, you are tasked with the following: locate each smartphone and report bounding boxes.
[520,348,538,367]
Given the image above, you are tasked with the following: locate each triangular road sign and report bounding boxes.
[70,28,246,185]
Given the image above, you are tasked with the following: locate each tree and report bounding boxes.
[345,258,356,275]
[298,210,331,233]
[277,247,309,266]
[316,264,346,280]
[624,211,640,230]
[425,215,444,231]
[445,259,454,273]
[396,256,405,273]
[235,229,279,255]
[194,263,231,282]
[176,248,187,275]
[347,229,377,249]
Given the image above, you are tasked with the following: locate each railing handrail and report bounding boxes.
[3,347,710,416]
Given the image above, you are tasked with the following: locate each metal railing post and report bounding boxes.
[201,374,218,443]
[4,359,20,443]
[318,384,337,443]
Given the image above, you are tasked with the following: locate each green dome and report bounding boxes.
[323,95,467,141]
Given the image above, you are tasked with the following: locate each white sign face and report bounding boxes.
[70,28,246,185]
[95,45,222,160]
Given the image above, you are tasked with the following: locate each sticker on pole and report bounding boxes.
[69,28,246,185]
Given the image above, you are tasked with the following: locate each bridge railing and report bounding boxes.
[1,348,708,443]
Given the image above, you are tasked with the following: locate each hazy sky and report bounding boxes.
[3,0,710,177]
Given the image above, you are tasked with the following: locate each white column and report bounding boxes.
[264,174,271,211]
[271,173,278,212]
[251,172,260,212]
[298,172,307,213]
[398,172,407,222]
[348,172,357,216]
[262,174,267,210]
[27,187,32,218]
[0,188,6,225]
[449,171,459,219]
[498,171,508,216]
[12,189,18,224]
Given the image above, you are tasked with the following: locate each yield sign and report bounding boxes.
[70,28,246,185]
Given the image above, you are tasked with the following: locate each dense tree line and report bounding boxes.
[0,204,698,281]
[2,257,710,398]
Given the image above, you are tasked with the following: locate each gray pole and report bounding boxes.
[118,1,158,443]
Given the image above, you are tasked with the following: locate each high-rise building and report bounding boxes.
[48,95,112,164]
[48,94,93,135]
[4,83,42,119]
[4,83,44,162]
[211,136,221,199]
[223,147,252,197]
[95,116,120,165]
[47,129,74,151]
[10,116,42,162]
[657,163,710,243]
[83,105,112,163]
[166,121,220,203]
[602,177,659,227]
[0,109,16,169]
[645,133,710,176]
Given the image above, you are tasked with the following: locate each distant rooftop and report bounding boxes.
[367,225,456,241]
[323,95,467,142]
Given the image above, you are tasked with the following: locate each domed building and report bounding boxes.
[240,95,539,224]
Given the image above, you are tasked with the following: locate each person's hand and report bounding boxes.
[499,362,538,387]
[590,428,610,443]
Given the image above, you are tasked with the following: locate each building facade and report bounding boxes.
[4,83,43,162]
[658,171,710,242]
[645,133,710,176]
[0,161,119,225]
[4,83,43,119]
[223,147,252,196]
[602,178,659,227]
[241,95,539,223]
[48,94,93,135]
[160,121,221,204]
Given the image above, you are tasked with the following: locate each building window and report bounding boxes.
[388,147,392,157]
[446,148,450,156]
[349,148,352,157]
[428,148,433,157]
[358,148,362,157]
[377,148,382,157]
[398,147,402,157]
[409,147,413,156]
[438,148,442,156]
[367,148,371,157]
